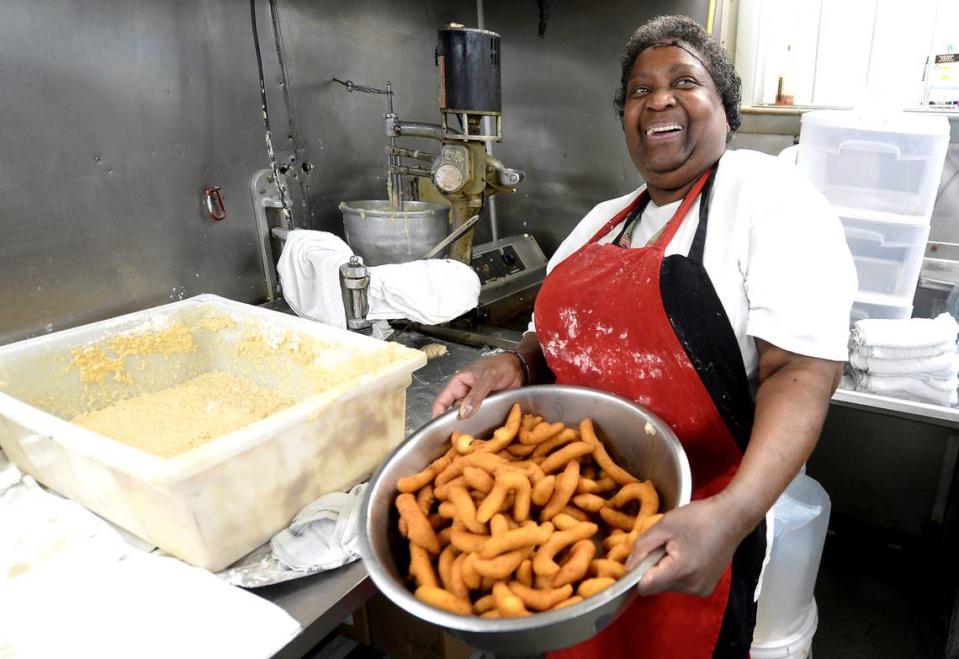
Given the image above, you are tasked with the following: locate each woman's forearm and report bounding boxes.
[718,342,841,539]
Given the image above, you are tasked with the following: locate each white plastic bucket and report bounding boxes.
[751,600,818,659]
[754,469,831,641]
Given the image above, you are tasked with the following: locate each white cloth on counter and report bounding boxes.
[850,370,959,406]
[276,229,353,328]
[848,312,959,357]
[277,229,480,327]
[848,350,959,377]
[219,482,369,588]
[0,465,300,659]
[270,482,367,572]
[367,259,481,325]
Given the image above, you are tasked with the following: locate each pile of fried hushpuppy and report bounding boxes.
[394,403,662,618]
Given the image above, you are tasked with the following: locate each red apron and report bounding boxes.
[535,168,765,659]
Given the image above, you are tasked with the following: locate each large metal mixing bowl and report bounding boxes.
[340,200,450,266]
[358,385,692,656]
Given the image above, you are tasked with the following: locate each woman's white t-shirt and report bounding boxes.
[531,148,857,379]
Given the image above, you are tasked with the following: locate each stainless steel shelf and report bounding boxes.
[832,387,959,429]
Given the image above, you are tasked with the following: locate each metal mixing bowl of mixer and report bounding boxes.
[340,200,450,266]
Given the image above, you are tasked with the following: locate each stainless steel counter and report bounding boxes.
[263,562,374,659]
[832,387,959,429]
[258,327,488,659]
[396,329,497,437]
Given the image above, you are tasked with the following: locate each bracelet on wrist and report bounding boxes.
[502,349,532,386]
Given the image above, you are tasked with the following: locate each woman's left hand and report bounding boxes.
[626,495,748,597]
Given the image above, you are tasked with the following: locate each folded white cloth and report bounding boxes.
[851,368,959,392]
[849,313,959,356]
[852,341,957,361]
[277,229,481,327]
[270,482,367,572]
[276,229,353,328]
[851,372,959,406]
[368,260,481,325]
[848,350,959,377]
[850,369,959,405]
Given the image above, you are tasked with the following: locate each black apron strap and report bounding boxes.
[713,519,767,658]
[687,166,718,264]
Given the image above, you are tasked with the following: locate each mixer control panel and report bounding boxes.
[470,233,548,325]
[471,245,525,284]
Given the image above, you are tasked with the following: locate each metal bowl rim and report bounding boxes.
[359,385,692,634]
[340,199,449,217]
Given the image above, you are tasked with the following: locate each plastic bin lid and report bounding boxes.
[800,109,950,136]
[835,205,938,227]
[853,290,915,307]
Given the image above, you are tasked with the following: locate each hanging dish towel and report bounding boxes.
[368,259,481,325]
[276,229,353,328]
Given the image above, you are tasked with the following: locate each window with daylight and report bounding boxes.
[732,0,959,111]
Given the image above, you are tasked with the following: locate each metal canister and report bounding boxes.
[436,25,501,114]
[339,255,372,330]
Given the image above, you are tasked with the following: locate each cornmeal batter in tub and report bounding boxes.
[71,372,295,458]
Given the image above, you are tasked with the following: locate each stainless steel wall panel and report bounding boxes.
[0,0,284,344]
[275,0,475,232]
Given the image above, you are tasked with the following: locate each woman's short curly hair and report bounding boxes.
[614,15,741,134]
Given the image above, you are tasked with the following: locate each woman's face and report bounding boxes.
[623,43,728,200]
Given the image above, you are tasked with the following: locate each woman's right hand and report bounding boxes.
[430,353,525,420]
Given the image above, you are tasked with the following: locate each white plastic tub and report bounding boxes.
[754,471,830,643]
[0,295,426,571]
[798,110,950,222]
[840,213,930,301]
[751,600,818,659]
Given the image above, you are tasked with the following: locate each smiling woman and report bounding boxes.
[618,18,736,203]
[432,14,858,659]
[622,45,728,203]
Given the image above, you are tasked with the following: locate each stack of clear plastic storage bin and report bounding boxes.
[796,111,950,323]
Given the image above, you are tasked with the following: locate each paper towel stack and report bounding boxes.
[848,313,959,406]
